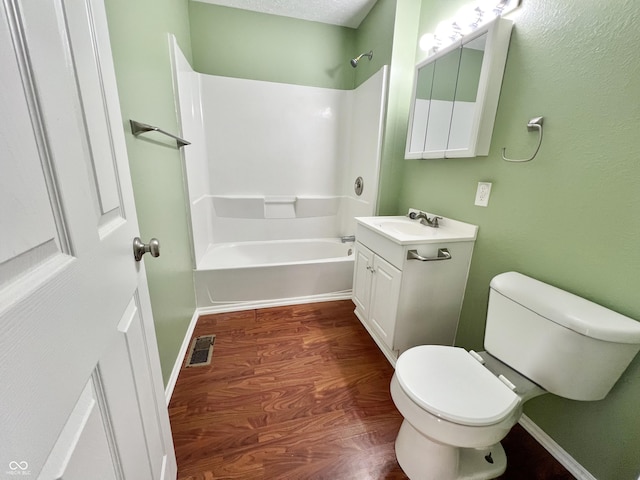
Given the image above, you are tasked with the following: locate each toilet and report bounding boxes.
[390,272,640,480]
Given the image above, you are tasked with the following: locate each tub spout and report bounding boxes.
[341,235,356,243]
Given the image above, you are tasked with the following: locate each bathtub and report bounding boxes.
[194,238,355,311]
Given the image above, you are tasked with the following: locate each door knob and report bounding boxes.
[133,237,160,262]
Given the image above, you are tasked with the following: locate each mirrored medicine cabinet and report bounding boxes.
[405,17,513,159]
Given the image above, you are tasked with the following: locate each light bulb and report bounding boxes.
[419,33,436,52]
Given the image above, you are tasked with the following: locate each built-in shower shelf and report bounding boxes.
[195,195,343,219]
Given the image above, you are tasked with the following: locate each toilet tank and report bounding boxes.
[484,272,640,401]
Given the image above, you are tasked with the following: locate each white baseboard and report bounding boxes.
[519,414,596,480]
[164,292,353,404]
[164,309,199,405]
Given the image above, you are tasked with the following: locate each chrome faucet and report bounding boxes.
[341,235,356,243]
[408,211,442,228]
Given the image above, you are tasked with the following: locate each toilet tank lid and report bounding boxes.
[490,272,640,344]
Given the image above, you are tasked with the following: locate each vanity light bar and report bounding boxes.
[419,0,521,54]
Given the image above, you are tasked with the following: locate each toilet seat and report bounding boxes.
[395,345,519,427]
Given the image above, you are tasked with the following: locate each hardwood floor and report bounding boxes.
[169,300,574,479]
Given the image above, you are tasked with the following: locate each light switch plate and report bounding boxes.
[475,182,492,207]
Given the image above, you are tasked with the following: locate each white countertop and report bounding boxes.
[355,211,478,245]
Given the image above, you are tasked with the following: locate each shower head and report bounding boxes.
[350,50,373,68]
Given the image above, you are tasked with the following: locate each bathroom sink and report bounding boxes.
[377,220,434,237]
[355,211,478,245]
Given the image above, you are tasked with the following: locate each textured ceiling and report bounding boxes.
[193,0,378,28]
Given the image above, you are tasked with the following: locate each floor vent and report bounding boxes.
[186,335,216,367]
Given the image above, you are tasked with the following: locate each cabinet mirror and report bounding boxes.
[405,17,513,159]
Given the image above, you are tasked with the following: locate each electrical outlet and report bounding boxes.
[475,182,492,207]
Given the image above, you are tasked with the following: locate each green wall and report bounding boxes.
[104,0,196,385]
[397,1,640,478]
[188,2,356,89]
[353,0,396,88]
[375,0,422,215]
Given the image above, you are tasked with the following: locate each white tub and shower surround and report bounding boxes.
[195,239,354,308]
[172,43,211,264]
[202,76,348,200]
[199,238,352,269]
[194,70,387,253]
[171,38,387,309]
[340,68,387,235]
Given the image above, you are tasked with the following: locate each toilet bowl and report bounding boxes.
[390,272,640,480]
[390,346,531,480]
[391,347,525,448]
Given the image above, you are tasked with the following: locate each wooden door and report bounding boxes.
[0,1,176,478]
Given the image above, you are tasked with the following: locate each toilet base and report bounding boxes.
[395,420,507,480]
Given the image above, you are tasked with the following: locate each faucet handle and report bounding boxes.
[432,216,442,228]
[408,211,417,219]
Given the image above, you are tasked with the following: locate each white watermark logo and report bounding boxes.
[6,461,30,476]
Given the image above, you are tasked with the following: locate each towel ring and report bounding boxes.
[501,117,544,163]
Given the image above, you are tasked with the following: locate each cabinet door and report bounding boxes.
[422,47,461,157]
[369,255,402,349]
[353,243,374,317]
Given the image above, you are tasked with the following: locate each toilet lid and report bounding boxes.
[395,345,520,427]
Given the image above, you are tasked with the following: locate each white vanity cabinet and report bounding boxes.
[353,244,402,349]
[352,212,478,365]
